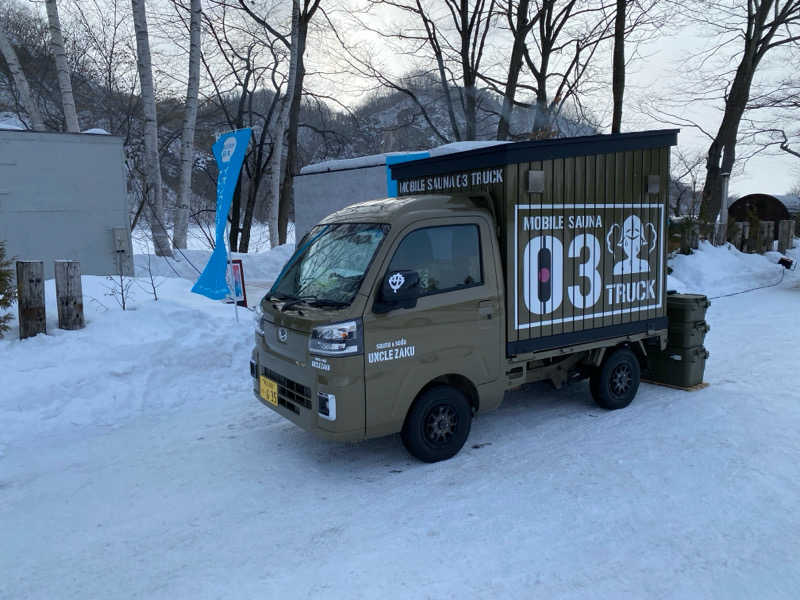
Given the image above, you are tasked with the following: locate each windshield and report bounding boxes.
[270,223,389,306]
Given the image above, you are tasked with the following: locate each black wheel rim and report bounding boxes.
[610,363,633,397]
[424,404,458,446]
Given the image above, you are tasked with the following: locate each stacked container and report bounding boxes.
[646,293,710,387]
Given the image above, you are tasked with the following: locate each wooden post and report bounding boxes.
[55,260,84,330]
[689,223,700,250]
[741,222,752,252]
[789,221,796,249]
[16,260,46,339]
[728,221,744,250]
[759,221,774,253]
[777,220,791,254]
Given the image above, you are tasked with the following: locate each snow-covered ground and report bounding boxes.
[2,242,800,598]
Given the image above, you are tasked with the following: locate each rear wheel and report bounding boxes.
[590,347,640,410]
[401,385,472,463]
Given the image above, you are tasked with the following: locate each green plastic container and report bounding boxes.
[667,293,711,323]
[667,320,710,348]
[646,345,709,388]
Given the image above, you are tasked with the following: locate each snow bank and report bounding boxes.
[132,223,295,282]
[667,240,798,298]
[1,240,296,448]
[134,245,295,283]
[132,222,292,255]
[0,277,254,447]
[0,112,26,130]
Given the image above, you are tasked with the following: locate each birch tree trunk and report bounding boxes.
[131,0,172,257]
[267,0,300,248]
[0,26,46,131]
[173,0,202,250]
[45,0,80,132]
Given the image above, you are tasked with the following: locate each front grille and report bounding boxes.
[262,366,312,411]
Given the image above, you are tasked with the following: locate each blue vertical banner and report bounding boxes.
[192,128,252,300]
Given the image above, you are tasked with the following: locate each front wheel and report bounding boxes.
[590,347,641,410]
[401,386,472,463]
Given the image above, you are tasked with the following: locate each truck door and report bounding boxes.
[363,217,502,436]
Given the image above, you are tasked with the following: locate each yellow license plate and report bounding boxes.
[259,375,278,406]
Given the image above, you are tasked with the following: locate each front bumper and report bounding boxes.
[251,332,366,442]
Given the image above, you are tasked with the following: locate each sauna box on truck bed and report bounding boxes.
[251,129,677,462]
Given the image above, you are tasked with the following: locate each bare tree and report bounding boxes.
[687,0,800,224]
[263,0,300,246]
[479,0,619,139]
[496,0,538,140]
[237,0,322,245]
[736,78,800,162]
[131,0,173,257]
[200,1,282,253]
[522,0,614,137]
[45,0,80,132]
[173,0,203,250]
[343,0,498,142]
[66,0,141,136]
[0,22,46,130]
[611,0,625,133]
[278,0,321,246]
[671,148,705,217]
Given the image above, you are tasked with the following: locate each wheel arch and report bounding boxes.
[414,374,480,415]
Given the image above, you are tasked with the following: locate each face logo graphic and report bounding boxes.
[221,137,237,163]
[277,327,288,343]
[388,272,405,293]
[606,215,657,275]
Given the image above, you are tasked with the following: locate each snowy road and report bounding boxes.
[2,245,800,599]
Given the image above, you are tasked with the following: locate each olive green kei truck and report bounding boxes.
[251,129,678,462]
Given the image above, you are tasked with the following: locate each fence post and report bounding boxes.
[689,223,700,250]
[741,222,751,252]
[728,222,744,250]
[777,221,790,254]
[16,260,46,339]
[55,260,85,330]
[789,221,796,250]
[759,221,774,253]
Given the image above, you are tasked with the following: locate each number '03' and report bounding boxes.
[522,234,602,315]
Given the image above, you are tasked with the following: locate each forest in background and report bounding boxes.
[1,0,798,255]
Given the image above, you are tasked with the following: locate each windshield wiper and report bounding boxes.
[280,295,316,312]
[307,299,349,309]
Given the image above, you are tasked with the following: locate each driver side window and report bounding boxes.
[388,224,482,297]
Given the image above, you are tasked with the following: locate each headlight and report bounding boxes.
[309,319,362,356]
[254,301,264,336]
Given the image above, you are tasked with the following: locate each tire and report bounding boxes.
[590,347,641,410]
[401,385,472,463]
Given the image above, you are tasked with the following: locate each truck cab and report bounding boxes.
[251,194,506,461]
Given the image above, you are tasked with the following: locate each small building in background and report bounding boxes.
[0,129,133,278]
[726,192,798,253]
[728,193,800,223]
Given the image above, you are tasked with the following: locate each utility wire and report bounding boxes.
[708,268,786,300]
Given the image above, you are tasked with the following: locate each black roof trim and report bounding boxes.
[389,129,679,180]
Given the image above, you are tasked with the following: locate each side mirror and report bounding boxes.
[374,270,420,313]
